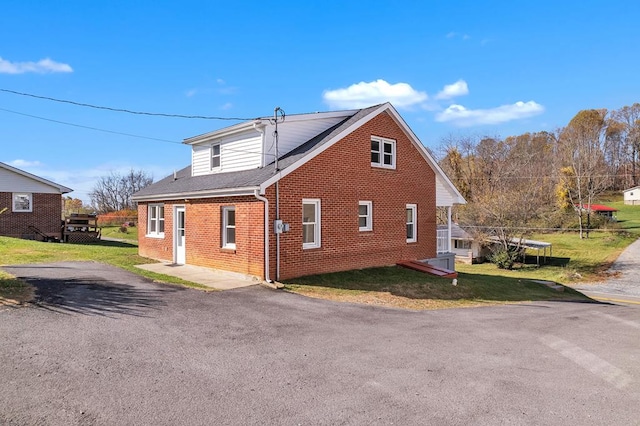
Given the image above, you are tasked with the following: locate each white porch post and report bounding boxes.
[447,205,452,253]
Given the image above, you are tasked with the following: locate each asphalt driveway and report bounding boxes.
[1,261,639,425]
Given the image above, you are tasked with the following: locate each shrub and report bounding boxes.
[489,248,520,270]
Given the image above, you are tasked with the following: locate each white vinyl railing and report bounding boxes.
[436,229,449,254]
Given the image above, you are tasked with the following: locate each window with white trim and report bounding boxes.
[211,143,221,169]
[371,136,396,169]
[302,199,321,249]
[454,240,471,249]
[147,204,165,237]
[358,201,372,231]
[406,204,417,243]
[222,206,236,249]
[12,193,32,212]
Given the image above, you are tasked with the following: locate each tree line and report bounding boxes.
[438,103,640,266]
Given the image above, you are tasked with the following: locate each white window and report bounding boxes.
[358,201,372,231]
[302,199,321,249]
[371,136,396,169]
[147,204,165,237]
[406,204,417,243]
[211,144,221,169]
[222,206,236,249]
[455,240,471,250]
[12,193,32,212]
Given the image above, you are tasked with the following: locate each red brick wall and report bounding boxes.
[137,110,438,281]
[137,197,264,277]
[0,192,63,239]
[267,111,437,280]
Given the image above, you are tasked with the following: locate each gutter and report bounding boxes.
[253,189,271,283]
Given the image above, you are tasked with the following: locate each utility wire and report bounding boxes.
[0,107,182,144]
[0,88,257,120]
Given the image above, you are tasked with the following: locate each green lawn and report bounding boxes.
[100,225,139,242]
[0,236,207,304]
[284,265,590,310]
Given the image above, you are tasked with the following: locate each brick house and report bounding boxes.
[132,103,465,281]
[0,162,72,240]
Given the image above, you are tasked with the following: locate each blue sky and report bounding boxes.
[2,1,639,204]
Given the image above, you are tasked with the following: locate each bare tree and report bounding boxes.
[609,103,640,187]
[89,169,153,213]
[557,109,610,238]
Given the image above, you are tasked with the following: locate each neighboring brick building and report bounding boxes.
[0,162,72,240]
[133,103,465,281]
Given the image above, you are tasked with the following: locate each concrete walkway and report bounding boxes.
[135,262,261,290]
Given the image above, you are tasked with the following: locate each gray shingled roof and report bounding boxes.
[133,104,382,200]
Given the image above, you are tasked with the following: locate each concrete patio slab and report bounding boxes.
[135,262,260,290]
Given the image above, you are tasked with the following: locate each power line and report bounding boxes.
[0,88,257,120]
[0,107,182,144]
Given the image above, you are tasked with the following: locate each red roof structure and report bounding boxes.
[577,204,618,212]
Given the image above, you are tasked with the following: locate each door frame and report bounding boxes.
[173,205,186,265]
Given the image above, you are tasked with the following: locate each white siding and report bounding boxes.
[262,116,349,165]
[0,167,61,193]
[191,145,211,176]
[191,129,263,176]
[435,174,455,207]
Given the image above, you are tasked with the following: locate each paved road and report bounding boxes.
[1,261,639,425]
[573,237,640,302]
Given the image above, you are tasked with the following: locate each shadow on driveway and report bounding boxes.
[3,262,183,317]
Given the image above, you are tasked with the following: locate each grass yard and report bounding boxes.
[100,225,139,243]
[283,266,591,310]
[456,231,635,284]
[0,236,207,305]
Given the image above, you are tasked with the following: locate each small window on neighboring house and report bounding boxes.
[222,206,236,249]
[359,201,372,231]
[302,199,321,249]
[455,240,471,250]
[211,144,221,169]
[371,136,396,169]
[147,204,165,237]
[406,204,417,243]
[12,193,32,212]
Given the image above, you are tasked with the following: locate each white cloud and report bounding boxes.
[220,102,233,110]
[0,57,73,74]
[435,101,545,127]
[9,159,43,168]
[446,32,470,40]
[435,80,469,100]
[323,79,428,109]
[185,88,198,97]
[216,78,225,85]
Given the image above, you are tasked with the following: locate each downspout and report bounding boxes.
[254,189,271,283]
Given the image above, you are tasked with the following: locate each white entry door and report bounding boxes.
[175,206,186,265]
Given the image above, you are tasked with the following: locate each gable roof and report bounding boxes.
[0,162,72,194]
[623,186,640,193]
[132,103,466,204]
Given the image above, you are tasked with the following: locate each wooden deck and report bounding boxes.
[397,260,458,279]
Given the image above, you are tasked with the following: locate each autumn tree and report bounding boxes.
[89,169,153,213]
[557,109,610,238]
[63,196,92,217]
[609,103,640,187]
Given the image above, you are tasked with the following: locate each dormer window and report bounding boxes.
[371,136,396,169]
[211,144,221,169]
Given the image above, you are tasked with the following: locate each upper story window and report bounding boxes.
[358,201,372,232]
[302,199,321,249]
[12,193,32,212]
[371,136,396,169]
[222,206,236,249]
[211,144,221,169]
[406,204,417,243]
[147,204,165,237]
